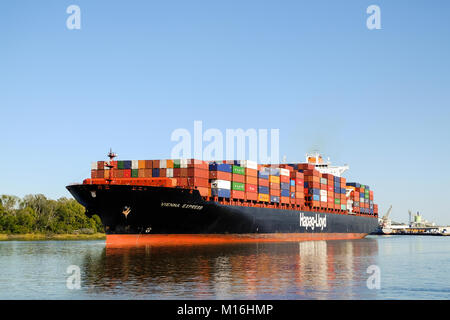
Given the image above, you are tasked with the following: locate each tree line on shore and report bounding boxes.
[0,194,103,234]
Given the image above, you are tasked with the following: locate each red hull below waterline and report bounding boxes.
[105,233,368,247]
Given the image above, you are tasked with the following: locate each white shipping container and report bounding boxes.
[131,160,139,169]
[320,195,327,202]
[91,162,98,170]
[320,178,327,185]
[210,180,231,189]
[242,160,258,170]
[166,168,173,177]
[320,190,328,196]
[160,159,167,168]
[280,168,290,176]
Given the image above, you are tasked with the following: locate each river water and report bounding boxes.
[0,235,449,299]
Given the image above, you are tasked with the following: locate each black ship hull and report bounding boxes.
[67,184,379,245]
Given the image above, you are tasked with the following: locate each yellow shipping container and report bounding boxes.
[269,175,280,184]
[258,193,270,202]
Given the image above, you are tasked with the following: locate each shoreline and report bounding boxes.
[0,233,106,241]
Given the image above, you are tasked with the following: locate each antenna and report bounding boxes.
[105,148,117,183]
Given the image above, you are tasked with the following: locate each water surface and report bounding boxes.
[0,236,449,299]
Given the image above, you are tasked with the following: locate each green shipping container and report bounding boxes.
[335,198,341,204]
[117,161,124,169]
[173,159,180,168]
[232,181,245,191]
[131,169,139,178]
[341,204,347,210]
[232,165,245,175]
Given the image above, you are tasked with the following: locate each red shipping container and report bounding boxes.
[145,160,153,169]
[280,175,290,183]
[187,168,209,179]
[97,161,105,170]
[327,185,333,192]
[187,163,208,170]
[303,169,320,177]
[180,168,188,177]
[123,169,131,178]
[296,199,305,205]
[296,178,304,186]
[231,190,245,199]
[160,168,167,177]
[209,171,232,181]
[173,168,181,177]
[91,170,97,179]
[290,171,304,179]
[246,184,257,193]
[258,178,269,187]
[298,164,315,170]
[152,160,160,168]
[187,177,209,187]
[115,169,124,178]
[245,192,257,201]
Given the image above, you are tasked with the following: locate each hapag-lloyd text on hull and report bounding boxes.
[299,212,327,231]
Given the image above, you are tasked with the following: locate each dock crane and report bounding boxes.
[378,205,393,234]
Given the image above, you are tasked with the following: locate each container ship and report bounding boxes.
[67,151,379,246]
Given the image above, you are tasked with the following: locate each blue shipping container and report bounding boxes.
[269,168,280,176]
[280,182,290,190]
[313,194,320,201]
[152,168,160,177]
[281,189,290,197]
[211,188,231,198]
[308,188,320,195]
[123,160,132,169]
[258,170,270,179]
[209,163,232,173]
[270,195,280,203]
[258,186,269,194]
[290,179,295,186]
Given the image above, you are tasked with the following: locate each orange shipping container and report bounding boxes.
[138,160,146,169]
[210,171,232,181]
[232,174,245,183]
[231,190,245,199]
[246,176,258,185]
[269,182,280,190]
[245,168,258,177]
[246,192,258,201]
[258,179,269,187]
[281,196,289,204]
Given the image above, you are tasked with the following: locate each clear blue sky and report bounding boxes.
[1,1,449,224]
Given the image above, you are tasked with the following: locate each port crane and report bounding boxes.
[379,205,393,234]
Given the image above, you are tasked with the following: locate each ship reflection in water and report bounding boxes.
[81,239,379,299]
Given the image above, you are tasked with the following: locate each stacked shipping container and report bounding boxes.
[89,159,378,216]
